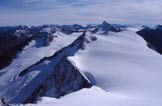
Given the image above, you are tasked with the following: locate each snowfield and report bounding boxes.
[24,27,162,106]
[0,32,82,101]
[26,86,162,106]
[0,24,162,106]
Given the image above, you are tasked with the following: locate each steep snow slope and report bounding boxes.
[0,32,92,104]
[0,32,81,89]
[0,33,81,97]
[0,22,123,105]
[29,27,162,106]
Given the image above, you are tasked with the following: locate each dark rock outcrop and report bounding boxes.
[24,57,91,103]
[137,25,162,54]
[3,32,92,104]
[89,21,122,35]
[0,29,32,69]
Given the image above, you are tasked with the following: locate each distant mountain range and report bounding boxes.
[0,22,162,106]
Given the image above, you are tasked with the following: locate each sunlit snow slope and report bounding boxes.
[0,32,83,102]
[29,27,162,106]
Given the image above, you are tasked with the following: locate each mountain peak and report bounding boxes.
[102,21,110,25]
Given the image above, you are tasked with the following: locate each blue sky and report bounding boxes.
[0,0,162,25]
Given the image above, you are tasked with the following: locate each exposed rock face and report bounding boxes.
[0,22,122,104]
[60,25,76,35]
[89,21,122,35]
[0,26,56,69]
[0,22,122,69]
[0,33,32,70]
[0,26,33,70]
[0,32,91,104]
[24,57,91,103]
[99,21,121,34]
[60,24,85,34]
[137,25,162,54]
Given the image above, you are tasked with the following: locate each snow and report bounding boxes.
[0,32,81,91]
[13,29,32,37]
[21,27,162,106]
[2,26,162,106]
[41,27,51,33]
[126,27,142,32]
[0,31,86,103]
[68,29,162,98]
[25,86,162,106]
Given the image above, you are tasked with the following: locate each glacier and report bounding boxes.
[0,22,162,106]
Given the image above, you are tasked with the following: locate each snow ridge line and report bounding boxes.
[18,31,86,77]
[9,31,89,103]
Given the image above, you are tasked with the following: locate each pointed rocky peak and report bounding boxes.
[102,21,111,26]
[97,21,113,35]
[100,21,111,30]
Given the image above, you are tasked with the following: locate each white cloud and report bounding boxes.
[0,0,162,25]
